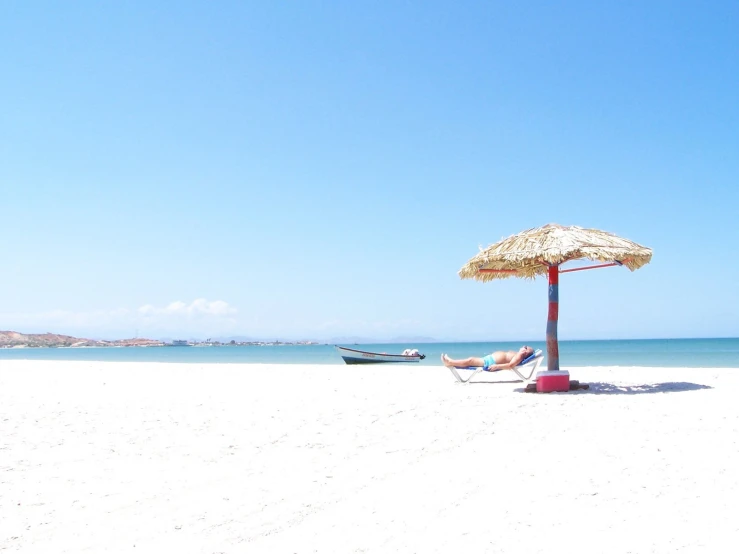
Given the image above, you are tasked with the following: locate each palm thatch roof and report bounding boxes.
[458,223,653,282]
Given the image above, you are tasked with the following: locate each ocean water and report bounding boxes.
[1,338,738,368]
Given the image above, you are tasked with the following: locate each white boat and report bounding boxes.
[335,346,426,365]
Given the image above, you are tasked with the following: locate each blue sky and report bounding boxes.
[1,1,737,342]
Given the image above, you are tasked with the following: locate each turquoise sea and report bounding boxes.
[1,338,738,368]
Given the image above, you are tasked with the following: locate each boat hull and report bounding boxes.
[335,346,423,365]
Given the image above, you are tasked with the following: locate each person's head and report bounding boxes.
[519,345,534,358]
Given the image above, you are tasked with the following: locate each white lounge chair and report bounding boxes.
[446,349,544,384]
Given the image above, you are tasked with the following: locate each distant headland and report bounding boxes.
[0,330,319,348]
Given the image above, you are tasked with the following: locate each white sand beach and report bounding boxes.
[2,360,739,553]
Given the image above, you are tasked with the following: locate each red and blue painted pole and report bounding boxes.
[546,264,560,371]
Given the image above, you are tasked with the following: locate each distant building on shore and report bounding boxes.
[170,340,190,347]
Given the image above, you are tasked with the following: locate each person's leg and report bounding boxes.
[441,354,485,368]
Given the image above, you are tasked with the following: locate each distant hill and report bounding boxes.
[0,330,163,348]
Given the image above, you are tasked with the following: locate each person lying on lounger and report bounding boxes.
[441,345,535,371]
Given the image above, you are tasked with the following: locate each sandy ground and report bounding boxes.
[1,360,739,554]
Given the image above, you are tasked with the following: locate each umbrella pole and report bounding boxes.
[546,265,560,371]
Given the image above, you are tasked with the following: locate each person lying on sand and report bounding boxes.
[441,345,535,371]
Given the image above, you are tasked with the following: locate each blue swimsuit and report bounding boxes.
[482,354,498,370]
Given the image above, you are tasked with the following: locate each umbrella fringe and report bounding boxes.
[459,224,652,281]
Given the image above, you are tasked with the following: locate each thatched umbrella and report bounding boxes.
[459,223,652,371]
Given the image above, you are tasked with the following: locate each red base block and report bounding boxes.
[525,380,589,393]
[536,370,570,392]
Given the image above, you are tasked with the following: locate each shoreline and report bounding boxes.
[1,358,738,370]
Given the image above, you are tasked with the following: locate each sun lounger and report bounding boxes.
[447,349,544,384]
